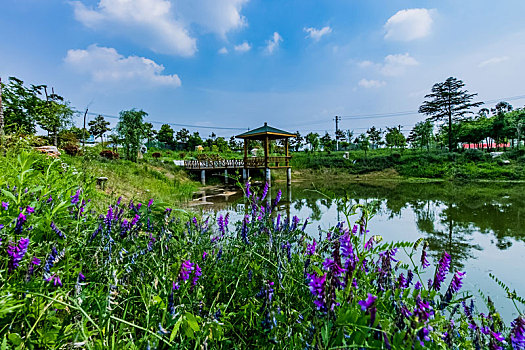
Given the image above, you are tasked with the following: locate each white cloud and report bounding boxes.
[304,26,332,41]
[358,79,386,88]
[234,41,251,53]
[265,32,282,54]
[384,8,434,41]
[71,0,250,56]
[478,56,509,68]
[64,45,181,87]
[358,60,374,68]
[175,0,248,38]
[218,47,229,55]
[380,53,419,76]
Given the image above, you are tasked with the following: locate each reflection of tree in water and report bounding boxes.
[304,197,323,221]
[422,204,482,270]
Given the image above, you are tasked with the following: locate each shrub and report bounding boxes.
[100,149,119,159]
[63,143,80,156]
[151,152,162,159]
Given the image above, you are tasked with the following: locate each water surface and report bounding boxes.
[188,180,525,321]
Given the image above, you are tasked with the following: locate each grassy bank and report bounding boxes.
[63,154,199,209]
[290,148,525,181]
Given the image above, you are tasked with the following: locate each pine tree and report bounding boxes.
[419,77,482,151]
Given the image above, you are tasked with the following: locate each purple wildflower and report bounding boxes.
[202,251,208,261]
[7,237,30,272]
[397,273,407,289]
[130,214,140,226]
[446,271,466,295]
[352,225,358,234]
[323,258,345,277]
[306,239,317,256]
[27,256,41,277]
[364,237,374,250]
[433,251,452,291]
[358,293,377,311]
[307,272,326,311]
[407,270,414,286]
[510,316,525,349]
[274,189,282,206]
[217,215,225,234]
[147,198,154,208]
[45,273,62,287]
[413,297,433,323]
[261,182,269,200]
[340,232,354,258]
[192,263,202,287]
[301,218,309,232]
[179,260,194,282]
[245,182,251,198]
[2,201,9,210]
[71,189,80,205]
[46,195,53,203]
[50,221,66,239]
[26,206,35,214]
[78,272,86,282]
[14,212,27,235]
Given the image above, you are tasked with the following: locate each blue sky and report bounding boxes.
[1,0,525,137]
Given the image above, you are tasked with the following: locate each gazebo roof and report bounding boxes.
[236,122,297,140]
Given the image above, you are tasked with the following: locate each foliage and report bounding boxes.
[1,77,41,133]
[116,109,147,162]
[157,124,175,146]
[419,77,483,151]
[88,115,111,143]
[385,127,407,150]
[0,156,524,349]
[100,149,119,160]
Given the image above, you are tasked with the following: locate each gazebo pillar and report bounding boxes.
[264,134,271,187]
[243,139,248,182]
[285,138,291,185]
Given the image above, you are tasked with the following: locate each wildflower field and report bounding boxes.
[0,151,524,349]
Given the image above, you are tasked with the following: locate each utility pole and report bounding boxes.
[334,115,341,151]
[82,108,88,150]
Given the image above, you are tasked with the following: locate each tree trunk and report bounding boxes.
[448,112,453,152]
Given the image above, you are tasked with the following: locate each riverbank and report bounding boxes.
[289,149,525,181]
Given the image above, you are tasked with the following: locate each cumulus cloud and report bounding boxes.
[358,79,386,88]
[384,8,434,41]
[175,0,248,38]
[71,0,250,56]
[218,47,229,55]
[304,26,332,41]
[64,45,181,87]
[358,60,374,68]
[478,56,509,68]
[234,41,251,53]
[265,32,282,54]
[380,53,419,76]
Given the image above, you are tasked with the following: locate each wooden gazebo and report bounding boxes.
[236,122,296,186]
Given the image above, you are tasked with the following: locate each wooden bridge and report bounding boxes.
[183,156,291,170]
[182,122,296,186]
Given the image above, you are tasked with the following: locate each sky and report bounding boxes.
[1,0,525,138]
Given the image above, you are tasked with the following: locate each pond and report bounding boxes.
[187,180,525,321]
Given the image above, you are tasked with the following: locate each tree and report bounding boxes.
[320,132,333,152]
[188,132,203,151]
[35,87,73,146]
[305,132,320,151]
[408,121,433,151]
[345,130,354,144]
[385,127,406,150]
[176,128,190,144]
[116,109,147,162]
[366,126,383,149]
[357,133,370,158]
[419,77,482,151]
[143,122,156,145]
[289,131,304,152]
[108,134,120,152]
[158,124,174,146]
[1,77,41,133]
[88,115,111,144]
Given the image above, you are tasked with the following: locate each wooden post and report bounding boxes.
[287,167,292,186]
[285,138,289,167]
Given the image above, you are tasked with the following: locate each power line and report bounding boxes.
[73,110,248,131]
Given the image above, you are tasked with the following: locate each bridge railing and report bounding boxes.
[182,156,292,170]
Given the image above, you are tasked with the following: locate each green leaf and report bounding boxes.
[185,312,199,332]
[170,315,183,342]
[8,333,22,346]
[1,189,17,203]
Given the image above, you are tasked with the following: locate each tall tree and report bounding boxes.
[158,124,174,146]
[366,126,383,148]
[357,133,370,158]
[142,122,156,145]
[385,127,406,150]
[419,77,482,151]
[1,77,40,133]
[176,128,190,144]
[305,132,320,151]
[88,115,111,144]
[116,109,147,162]
[408,121,433,151]
[289,131,304,151]
[320,132,333,152]
[35,87,73,146]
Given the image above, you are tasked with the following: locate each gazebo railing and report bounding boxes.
[182,156,292,170]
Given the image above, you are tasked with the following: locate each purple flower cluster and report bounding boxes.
[421,242,430,269]
[261,182,269,201]
[7,237,30,272]
[306,239,316,255]
[358,293,377,325]
[50,221,66,239]
[510,316,525,349]
[173,259,201,290]
[71,189,80,205]
[433,251,451,291]
[1,201,8,210]
[307,272,326,311]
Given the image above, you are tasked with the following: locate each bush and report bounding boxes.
[151,152,162,159]
[63,143,80,156]
[100,149,119,159]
